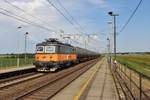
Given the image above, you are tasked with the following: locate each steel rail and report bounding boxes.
[14,59,99,100]
[0,73,46,89]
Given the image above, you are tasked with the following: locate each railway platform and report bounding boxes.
[51,58,119,100]
[0,65,35,74]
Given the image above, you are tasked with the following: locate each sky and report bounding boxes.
[0,0,149,54]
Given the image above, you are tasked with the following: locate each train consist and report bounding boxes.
[34,38,100,72]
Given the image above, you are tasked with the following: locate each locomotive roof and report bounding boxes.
[36,38,99,54]
[36,38,72,47]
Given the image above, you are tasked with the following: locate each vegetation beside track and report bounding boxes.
[0,54,34,69]
[116,54,150,77]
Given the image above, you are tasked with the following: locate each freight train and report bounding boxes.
[34,38,100,72]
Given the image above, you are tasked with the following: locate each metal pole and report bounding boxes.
[24,32,28,64]
[108,12,118,64]
[108,39,111,63]
[124,65,126,80]
[17,47,19,67]
[107,38,111,64]
[85,40,86,49]
[17,26,22,67]
[114,16,116,61]
[130,70,132,91]
[139,74,142,100]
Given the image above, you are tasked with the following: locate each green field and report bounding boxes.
[0,57,34,69]
[116,54,150,77]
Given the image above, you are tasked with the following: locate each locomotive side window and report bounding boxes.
[45,46,55,53]
[36,46,44,53]
[58,45,64,54]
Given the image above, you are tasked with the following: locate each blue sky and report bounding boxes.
[0,0,149,53]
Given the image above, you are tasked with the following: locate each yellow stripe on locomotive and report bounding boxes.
[35,54,77,62]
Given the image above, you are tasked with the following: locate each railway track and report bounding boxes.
[0,72,45,89]
[0,59,99,100]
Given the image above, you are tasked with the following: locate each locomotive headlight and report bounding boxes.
[36,57,39,59]
[42,56,46,59]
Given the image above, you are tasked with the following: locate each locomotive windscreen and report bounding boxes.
[36,46,56,53]
[45,46,55,53]
[36,46,44,53]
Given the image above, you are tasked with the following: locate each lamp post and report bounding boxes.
[17,26,22,67]
[84,40,87,49]
[107,38,111,64]
[108,11,119,62]
[24,32,29,64]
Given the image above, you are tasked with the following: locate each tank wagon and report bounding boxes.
[34,38,100,72]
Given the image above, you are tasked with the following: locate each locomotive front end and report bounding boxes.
[34,44,59,72]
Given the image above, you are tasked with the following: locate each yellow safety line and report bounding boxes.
[74,59,104,100]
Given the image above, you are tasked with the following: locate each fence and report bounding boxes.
[0,57,34,69]
[109,59,150,100]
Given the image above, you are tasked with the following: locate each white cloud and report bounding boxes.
[88,0,105,6]
[0,0,107,53]
[11,0,43,12]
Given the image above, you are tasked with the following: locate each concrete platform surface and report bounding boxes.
[85,59,118,100]
[51,59,104,100]
[0,65,34,74]
[51,58,118,100]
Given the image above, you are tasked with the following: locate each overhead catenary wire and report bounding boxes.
[56,0,87,33]
[119,0,143,33]
[1,0,100,51]
[47,0,73,25]
[3,0,58,30]
[3,0,86,37]
[55,0,102,48]
[46,0,86,34]
[0,8,55,32]
[1,1,90,48]
[0,11,32,25]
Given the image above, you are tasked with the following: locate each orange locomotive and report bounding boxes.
[34,38,100,72]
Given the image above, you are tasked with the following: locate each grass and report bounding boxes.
[116,54,150,77]
[0,57,34,69]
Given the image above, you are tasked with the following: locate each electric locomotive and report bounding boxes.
[34,38,100,72]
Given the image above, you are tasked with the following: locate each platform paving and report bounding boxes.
[0,65,34,74]
[51,58,118,100]
[85,59,118,100]
[51,59,104,100]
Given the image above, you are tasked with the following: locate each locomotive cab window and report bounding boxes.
[45,46,55,53]
[36,46,44,53]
